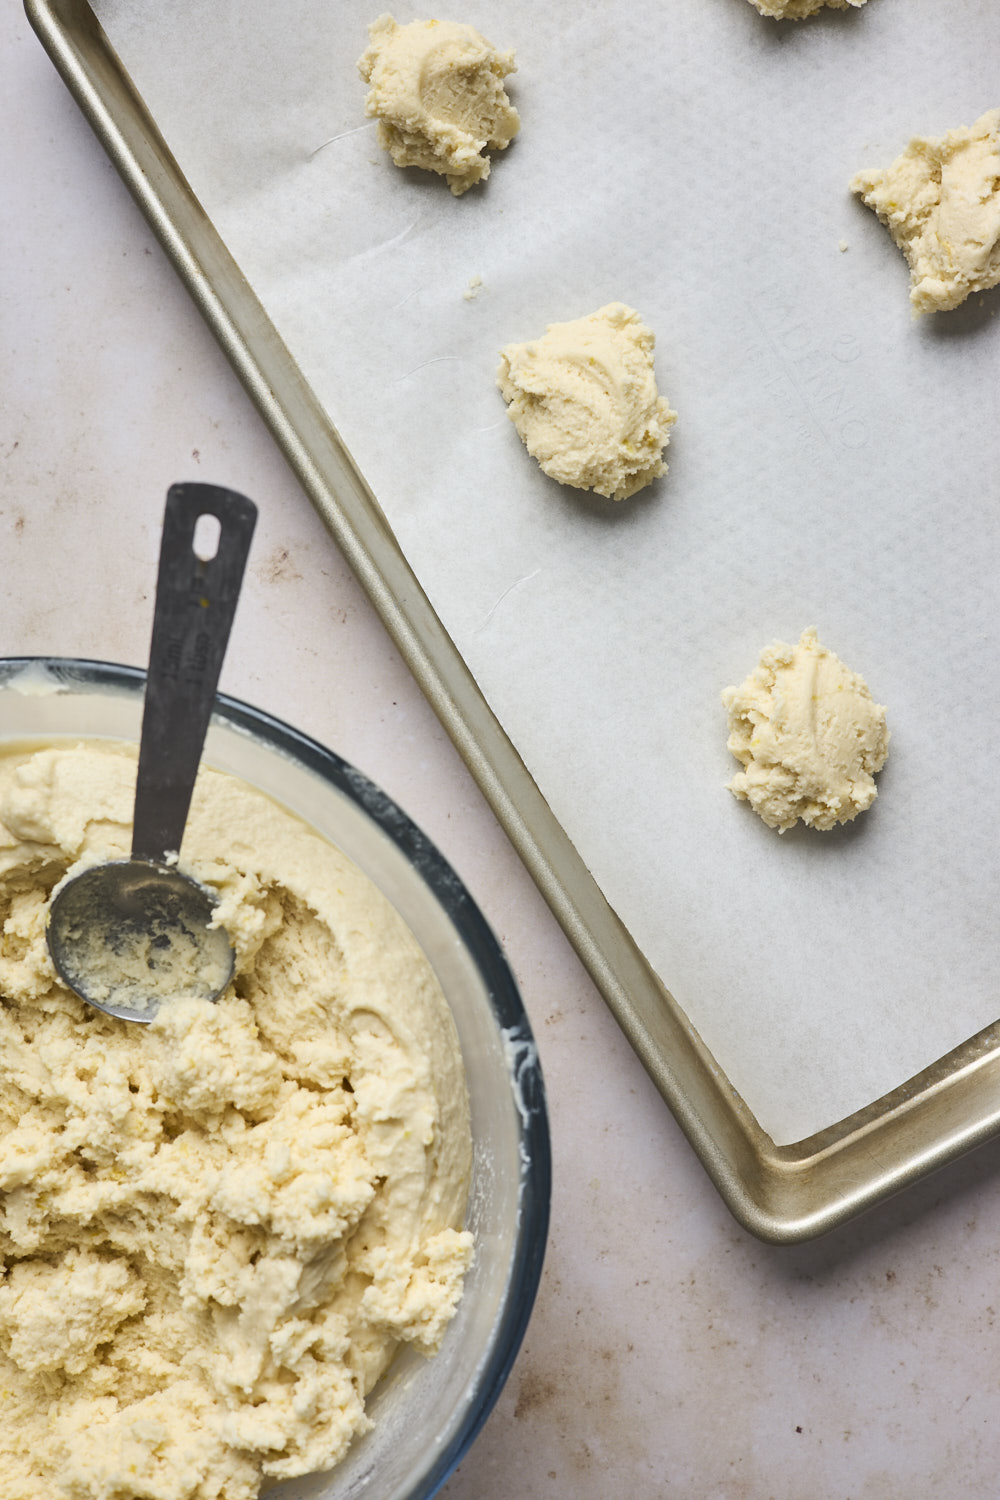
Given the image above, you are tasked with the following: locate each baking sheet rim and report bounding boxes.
[25,0,1000,1244]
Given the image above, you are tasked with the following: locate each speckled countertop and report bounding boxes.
[6,11,1000,1498]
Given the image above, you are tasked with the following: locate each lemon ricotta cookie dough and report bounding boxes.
[851,108,1000,314]
[745,0,867,18]
[358,14,519,195]
[722,628,889,833]
[497,303,677,503]
[0,742,474,1500]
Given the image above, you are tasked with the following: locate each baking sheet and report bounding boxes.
[89,0,1000,1144]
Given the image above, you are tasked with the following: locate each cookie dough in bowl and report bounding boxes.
[357,15,519,195]
[0,659,550,1500]
[722,628,889,833]
[497,303,677,503]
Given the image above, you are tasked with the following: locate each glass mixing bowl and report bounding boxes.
[0,656,550,1500]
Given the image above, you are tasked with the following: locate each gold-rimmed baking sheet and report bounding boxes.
[27,0,1000,1238]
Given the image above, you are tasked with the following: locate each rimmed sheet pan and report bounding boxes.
[25,0,1000,1241]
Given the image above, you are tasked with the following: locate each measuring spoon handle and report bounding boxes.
[132,483,257,864]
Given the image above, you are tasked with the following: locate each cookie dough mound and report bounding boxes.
[497,303,677,502]
[722,628,889,833]
[851,108,1000,314]
[746,0,866,17]
[358,14,519,195]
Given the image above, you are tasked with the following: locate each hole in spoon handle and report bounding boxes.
[131,484,257,864]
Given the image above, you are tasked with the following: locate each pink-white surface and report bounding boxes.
[5,10,1000,1497]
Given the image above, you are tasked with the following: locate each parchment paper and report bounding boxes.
[91,0,1000,1143]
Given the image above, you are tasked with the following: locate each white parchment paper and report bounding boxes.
[92,0,1000,1143]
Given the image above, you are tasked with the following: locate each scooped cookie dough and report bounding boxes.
[851,108,1000,314]
[0,743,473,1500]
[358,14,519,195]
[746,0,867,17]
[497,303,677,502]
[722,628,889,832]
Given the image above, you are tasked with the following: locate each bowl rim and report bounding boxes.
[0,654,552,1498]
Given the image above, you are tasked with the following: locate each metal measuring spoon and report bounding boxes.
[47,483,257,1022]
